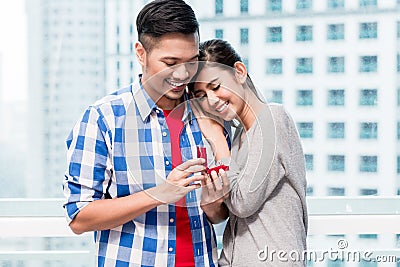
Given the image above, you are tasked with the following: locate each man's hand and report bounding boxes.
[147,158,206,204]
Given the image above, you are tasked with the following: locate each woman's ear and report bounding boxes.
[135,42,146,66]
[233,61,247,84]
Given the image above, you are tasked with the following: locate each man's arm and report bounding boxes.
[68,158,206,234]
[63,106,206,234]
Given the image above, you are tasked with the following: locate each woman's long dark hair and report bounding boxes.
[191,39,264,102]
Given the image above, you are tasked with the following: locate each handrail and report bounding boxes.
[0,197,399,263]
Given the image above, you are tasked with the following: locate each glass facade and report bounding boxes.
[359,56,377,72]
[296,57,313,74]
[359,156,378,172]
[296,90,313,106]
[297,122,314,138]
[328,155,345,171]
[359,22,378,39]
[328,89,345,106]
[296,25,313,41]
[328,56,345,73]
[327,122,345,139]
[359,89,377,106]
[266,26,282,43]
[327,24,345,40]
[266,58,283,74]
[360,122,378,139]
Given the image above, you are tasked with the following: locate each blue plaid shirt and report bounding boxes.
[63,76,218,267]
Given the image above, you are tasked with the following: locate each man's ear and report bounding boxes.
[233,61,247,84]
[135,42,146,66]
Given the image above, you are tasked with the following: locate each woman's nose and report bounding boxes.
[207,91,219,107]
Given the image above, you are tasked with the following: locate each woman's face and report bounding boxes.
[191,65,246,121]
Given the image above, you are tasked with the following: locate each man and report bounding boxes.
[63,1,228,266]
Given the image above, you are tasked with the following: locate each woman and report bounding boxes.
[189,39,308,266]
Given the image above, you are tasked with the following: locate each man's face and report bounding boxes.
[137,32,199,109]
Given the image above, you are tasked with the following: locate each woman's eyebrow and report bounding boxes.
[206,78,219,88]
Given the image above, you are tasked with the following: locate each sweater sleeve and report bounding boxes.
[225,104,304,218]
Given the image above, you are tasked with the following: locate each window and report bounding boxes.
[359,22,377,39]
[266,58,283,74]
[360,189,378,196]
[328,89,345,106]
[359,234,378,239]
[215,29,223,39]
[305,154,314,171]
[265,90,283,103]
[398,122,400,140]
[242,58,249,72]
[359,0,377,7]
[327,24,345,40]
[267,0,282,12]
[296,25,313,41]
[296,57,313,74]
[397,22,400,38]
[397,156,400,174]
[359,56,377,72]
[297,122,313,138]
[266,26,282,43]
[215,0,223,15]
[240,28,249,45]
[398,88,400,106]
[328,122,345,139]
[306,186,314,196]
[296,90,313,106]
[328,56,345,73]
[240,0,248,14]
[397,54,400,72]
[359,89,377,106]
[296,0,312,10]
[328,155,345,171]
[360,156,378,172]
[360,122,378,139]
[327,0,344,9]
[328,187,345,196]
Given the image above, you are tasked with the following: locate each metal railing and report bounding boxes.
[0,197,399,265]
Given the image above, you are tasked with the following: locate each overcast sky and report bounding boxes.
[0,0,27,102]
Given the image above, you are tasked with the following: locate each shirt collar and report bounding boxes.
[132,75,193,123]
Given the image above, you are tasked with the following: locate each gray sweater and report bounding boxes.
[219,103,308,266]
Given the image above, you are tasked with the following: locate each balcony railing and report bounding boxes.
[0,197,400,265]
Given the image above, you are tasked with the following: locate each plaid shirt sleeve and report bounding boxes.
[63,105,112,223]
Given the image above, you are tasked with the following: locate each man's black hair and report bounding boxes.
[136,0,200,51]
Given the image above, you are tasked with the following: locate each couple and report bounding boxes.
[62,0,307,266]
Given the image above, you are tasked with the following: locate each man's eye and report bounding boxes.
[164,62,175,67]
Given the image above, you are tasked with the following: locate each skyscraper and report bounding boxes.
[188,0,400,198]
[26,0,107,197]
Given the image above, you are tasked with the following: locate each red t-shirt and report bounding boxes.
[163,108,195,267]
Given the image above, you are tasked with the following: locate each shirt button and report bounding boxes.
[169,218,174,223]
[169,247,173,252]
[165,160,170,166]
[162,132,167,137]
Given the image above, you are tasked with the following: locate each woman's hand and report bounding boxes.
[200,169,230,223]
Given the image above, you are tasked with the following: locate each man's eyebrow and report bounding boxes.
[161,54,200,61]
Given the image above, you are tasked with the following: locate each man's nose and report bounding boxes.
[172,64,189,80]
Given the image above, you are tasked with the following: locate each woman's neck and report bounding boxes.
[238,92,265,131]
